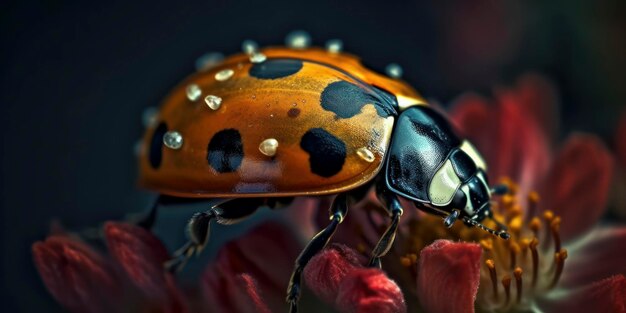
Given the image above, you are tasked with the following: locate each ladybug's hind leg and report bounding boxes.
[164,198,265,272]
[286,193,349,313]
[367,182,404,268]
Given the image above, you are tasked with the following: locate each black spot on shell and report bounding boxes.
[249,59,303,79]
[300,128,346,177]
[149,122,167,169]
[320,81,395,119]
[287,108,301,118]
[207,129,243,173]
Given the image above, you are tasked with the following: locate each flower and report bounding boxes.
[306,73,624,312]
[611,110,626,219]
[33,198,405,313]
[33,222,187,313]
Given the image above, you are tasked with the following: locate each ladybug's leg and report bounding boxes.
[286,193,349,313]
[164,198,264,272]
[368,183,404,268]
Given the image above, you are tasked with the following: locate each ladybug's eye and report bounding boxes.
[149,122,168,169]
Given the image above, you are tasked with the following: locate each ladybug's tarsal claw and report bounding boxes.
[286,193,348,313]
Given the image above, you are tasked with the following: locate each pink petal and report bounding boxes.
[32,236,119,313]
[562,227,626,287]
[616,110,626,167]
[303,243,366,303]
[542,134,615,241]
[540,275,626,313]
[336,268,406,313]
[202,222,302,312]
[104,222,186,312]
[417,240,482,313]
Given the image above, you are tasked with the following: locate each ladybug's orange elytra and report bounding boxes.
[138,47,426,198]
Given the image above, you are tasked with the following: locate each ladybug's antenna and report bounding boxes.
[462,216,510,240]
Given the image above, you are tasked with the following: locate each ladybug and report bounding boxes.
[137,33,509,313]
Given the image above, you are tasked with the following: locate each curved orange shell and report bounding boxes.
[138,47,425,198]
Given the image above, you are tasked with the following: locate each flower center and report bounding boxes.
[397,177,568,311]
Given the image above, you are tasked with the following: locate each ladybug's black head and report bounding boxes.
[383,106,509,238]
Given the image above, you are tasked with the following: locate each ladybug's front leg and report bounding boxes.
[286,193,349,313]
[368,182,404,268]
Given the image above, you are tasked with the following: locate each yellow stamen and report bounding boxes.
[527,191,540,219]
[543,210,554,248]
[400,256,412,267]
[550,217,562,253]
[529,238,539,287]
[550,249,568,288]
[519,238,530,260]
[514,267,523,304]
[486,259,499,300]
[356,243,367,254]
[529,217,541,238]
[502,275,512,306]
[509,216,522,237]
[501,194,515,210]
[509,204,523,219]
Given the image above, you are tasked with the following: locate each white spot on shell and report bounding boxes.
[285,30,311,49]
[326,39,343,53]
[250,52,267,63]
[163,131,183,149]
[215,69,234,81]
[385,63,403,78]
[241,39,259,54]
[141,107,158,127]
[356,147,375,163]
[259,138,278,157]
[204,95,222,110]
[195,52,224,71]
[186,84,202,101]
[133,140,143,157]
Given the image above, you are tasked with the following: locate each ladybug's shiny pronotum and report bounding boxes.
[137,32,509,313]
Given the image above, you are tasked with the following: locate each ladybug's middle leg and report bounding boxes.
[164,197,265,272]
[367,182,404,268]
[286,193,349,313]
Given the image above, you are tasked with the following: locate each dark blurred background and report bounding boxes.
[1,0,625,311]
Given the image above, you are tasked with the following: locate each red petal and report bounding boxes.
[303,243,366,303]
[617,111,626,167]
[450,90,551,197]
[104,222,186,312]
[513,73,560,141]
[542,134,615,241]
[202,222,302,312]
[32,236,119,313]
[540,275,626,313]
[491,91,552,197]
[449,93,494,158]
[238,274,272,313]
[562,227,626,287]
[336,268,406,313]
[417,240,482,313]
